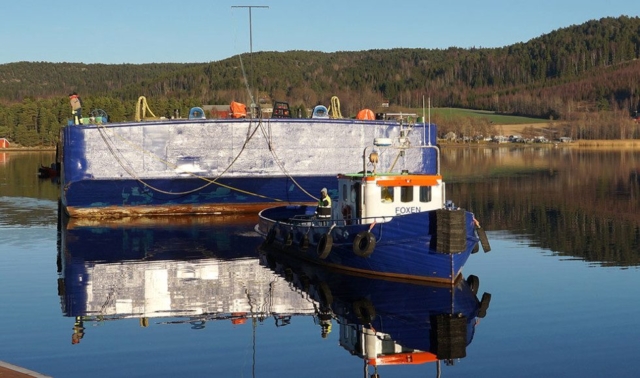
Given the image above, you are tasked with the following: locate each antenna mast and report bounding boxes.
[232,5,269,118]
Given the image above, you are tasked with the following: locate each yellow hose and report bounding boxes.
[135,96,158,121]
[328,96,342,119]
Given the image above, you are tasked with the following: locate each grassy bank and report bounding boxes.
[426,108,548,125]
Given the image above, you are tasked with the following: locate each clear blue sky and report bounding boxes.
[1,0,637,64]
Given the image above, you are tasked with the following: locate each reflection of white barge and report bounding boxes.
[59,104,437,218]
[57,215,308,323]
[61,256,314,321]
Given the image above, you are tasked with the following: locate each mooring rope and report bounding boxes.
[94,121,283,201]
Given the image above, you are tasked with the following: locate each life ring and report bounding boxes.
[353,231,376,257]
[352,298,376,324]
[317,233,333,259]
[265,227,276,245]
[341,204,353,225]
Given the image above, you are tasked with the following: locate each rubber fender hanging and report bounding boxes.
[477,227,491,252]
[317,281,333,306]
[299,234,309,250]
[300,275,311,291]
[353,231,376,257]
[265,253,277,270]
[284,231,293,246]
[472,242,480,254]
[352,298,376,324]
[265,227,276,245]
[317,233,333,259]
[478,292,491,318]
[466,274,480,296]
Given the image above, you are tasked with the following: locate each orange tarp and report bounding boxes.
[230,101,247,118]
[356,108,375,120]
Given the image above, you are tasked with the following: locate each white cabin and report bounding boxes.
[335,147,445,224]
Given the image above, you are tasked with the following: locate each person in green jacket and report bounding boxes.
[316,188,332,219]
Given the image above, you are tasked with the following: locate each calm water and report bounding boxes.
[1,147,640,378]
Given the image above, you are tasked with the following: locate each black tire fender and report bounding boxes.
[266,227,276,245]
[353,298,376,324]
[477,227,491,252]
[353,231,376,257]
[318,281,333,306]
[317,233,333,259]
[466,274,480,295]
[299,234,309,250]
[478,292,491,318]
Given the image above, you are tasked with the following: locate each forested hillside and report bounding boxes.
[1,15,640,145]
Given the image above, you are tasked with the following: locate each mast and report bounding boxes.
[232,5,269,118]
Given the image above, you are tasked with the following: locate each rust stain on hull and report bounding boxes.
[64,202,315,220]
[64,213,260,229]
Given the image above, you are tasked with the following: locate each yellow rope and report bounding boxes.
[94,121,283,201]
[328,96,342,119]
[135,96,158,121]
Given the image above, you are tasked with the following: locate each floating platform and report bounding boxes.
[0,361,51,378]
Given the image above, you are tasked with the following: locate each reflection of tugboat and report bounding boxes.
[259,248,492,376]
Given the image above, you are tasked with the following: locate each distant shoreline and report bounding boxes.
[3,139,640,152]
[441,139,640,149]
[0,147,56,152]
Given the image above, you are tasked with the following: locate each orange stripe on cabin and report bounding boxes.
[364,175,442,187]
[368,351,438,366]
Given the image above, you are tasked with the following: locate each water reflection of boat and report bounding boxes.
[57,215,491,376]
[59,214,262,262]
[259,248,492,376]
[57,215,314,344]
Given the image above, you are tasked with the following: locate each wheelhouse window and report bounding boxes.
[419,186,432,202]
[381,186,394,203]
[401,186,413,203]
[342,184,348,201]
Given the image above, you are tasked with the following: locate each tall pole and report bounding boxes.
[232,5,268,118]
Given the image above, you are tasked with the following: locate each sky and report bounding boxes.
[0,0,637,65]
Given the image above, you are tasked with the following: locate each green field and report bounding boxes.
[413,108,549,125]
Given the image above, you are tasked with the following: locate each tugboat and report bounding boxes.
[256,137,490,284]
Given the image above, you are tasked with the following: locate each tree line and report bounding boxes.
[1,15,640,146]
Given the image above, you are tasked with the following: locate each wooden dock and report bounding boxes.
[0,361,51,378]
